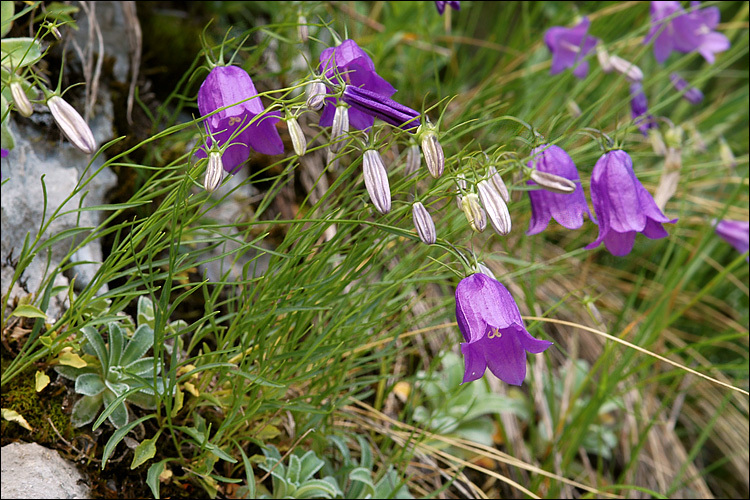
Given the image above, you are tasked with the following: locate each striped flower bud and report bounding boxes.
[608,55,643,82]
[418,125,444,178]
[287,116,307,156]
[529,169,576,194]
[306,81,327,111]
[404,144,420,176]
[204,151,224,192]
[487,166,510,203]
[456,173,467,209]
[478,180,512,235]
[461,193,486,233]
[341,85,421,132]
[363,149,391,214]
[412,201,436,245]
[11,81,33,117]
[47,95,96,154]
[596,44,613,72]
[297,14,308,43]
[330,103,349,153]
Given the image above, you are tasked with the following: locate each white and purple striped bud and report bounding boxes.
[287,116,307,156]
[204,151,224,192]
[529,169,577,194]
[11,81,33,117]
[297,14,308,43]
[306,81,327,111]
[412,201,436,245]
[461,193,486,233]
[341,85,421,132]
[330,102,350,152]
[417,124,444,178]
[487,166,510,203]
[46,95,96,154]
[363,149,391,214]
[596,45,613,73]
[456,173,467,209]
[478,180,512,235]
[608,55,643,82]
[404,144,420,176]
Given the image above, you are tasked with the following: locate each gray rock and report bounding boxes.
[1,442,90,499]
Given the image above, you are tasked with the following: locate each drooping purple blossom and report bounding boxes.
[435,1,461,15]
[526,145,593,235]
[586,150,677,256]
[644,1,730,64]
[630,82,657,135]
[544,17,600,79]
[714,219,749,261]
[669,73,704,104]
[456,273,552,385]
[195,65,283,174]
[318,39,396,131]
[341,85,420,132]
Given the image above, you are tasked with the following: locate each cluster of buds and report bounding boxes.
[458,167,513,236]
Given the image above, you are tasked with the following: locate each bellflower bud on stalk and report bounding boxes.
[10,81,33,117]
[46,95,96,154]
[608,55,643,82]
[204,151,224,192]
[529,169,577,194]
[456,173,467,209]
[566,99,582,118]
[461,193,487,232]
[478,180,512,235]
[487,166,510,203]
[412,202,437,245]
[297,14,308,43]
[718,137,736,169]
[417,124,444,178]
[341,85,421,132]
[404,144,420,176]
[330,102,350,153]
[306,81,327,111]
[362,149,391,214]
[596,44,613,72]
[286,116,307,156]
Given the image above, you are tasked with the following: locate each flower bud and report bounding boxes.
[47,95,96,154]
[566,99,582,118]
[306,81,327,111]
[418,125,444,178]
[287,116,307,156]
[204,151,224,192]
[608,55,643,82]
[363,149,391,214]
[719,137,736,169]
[404,144,420,176]
[596,45,613,73]
[412,202,436,245]
[669,73,703,105]
[529,169,576,194]
[11,81,33,117]
[461,193,486,233]
[478,180,512,235]
[330,103,349,153]
[341,85,420,132]
[297,14,308,43]
[487,166,510,203]
[456,173,467,209]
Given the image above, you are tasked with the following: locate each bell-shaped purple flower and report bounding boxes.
[586,150,677,256]
[714,219,749,261]
[195,65,283,174]
[456,273,552,385]
[435,1,460,15]
[544,17,600,79]
[526,145,593,235]
[644,1,729,64]
[318,39,396,131]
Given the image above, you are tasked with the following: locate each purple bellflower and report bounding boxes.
[630,82,657,135]
[341,85,421,132]
[456,273,552,385]
[435,1,461,15]
[318,39,396,132]
[544,17,600,79]
[714,219,749,261]
[669,73,704,104]
[586,150,677,256]
[195,65,283,174]
[644,1,730,64]
[526,145,593,235]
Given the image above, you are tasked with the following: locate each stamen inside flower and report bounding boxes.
[559,40,581,53]
[487,328,502,339]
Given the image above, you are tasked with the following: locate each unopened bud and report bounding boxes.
[287,117,307,156]
[51,25,62,40]
[11,81,33,117]
[47,95,96,154]
[478,180,511,235]
[664,125,683,149]
[648,129,667,156]
[306,81,327,111]
[461,193,486,233]
[456,173,467,209]
[404,144,420,176]
[566,99,582,118]
[412,202,436,245]
[596,45,613,73]
[204,151,224,192]
[418,125,444,178]
[297,14,308,43]
[608,55,643,82]
[362,149,391,214]
[529,170,576,194]
[719,137,736,169]
[487,166,510,203]
[330,103,349,152]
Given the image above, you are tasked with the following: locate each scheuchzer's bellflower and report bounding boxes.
[195,65,284,173]
[456,273,552,385]
[341,85,421,132]
[586,150,677,256]
[544,16,600,79]
[714,219,749,261]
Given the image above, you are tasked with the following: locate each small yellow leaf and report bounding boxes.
[170,387,184,418]
[183,382,200,397]
[2,408,33,431]
[35,371,50,392]
[58,351,87,368]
